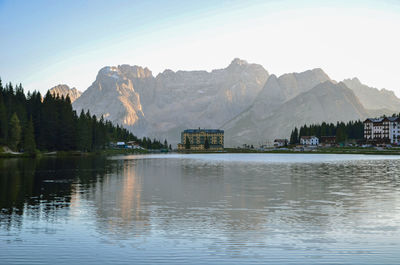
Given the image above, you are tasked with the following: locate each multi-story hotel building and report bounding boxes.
[364,117,400,144]
[177,129,224,151]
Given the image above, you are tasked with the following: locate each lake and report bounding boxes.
[1,153,400,264]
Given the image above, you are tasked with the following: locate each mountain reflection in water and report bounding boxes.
[1,154,400,264]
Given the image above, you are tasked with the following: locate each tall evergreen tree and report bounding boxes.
[185,136,191,150]
[336,122,347,143]
[204,136,210,149]
[8,112,21,151]
[290,127,299,144]
[77,110,91,151]
[23,117,36,154]
[0,94,7,142]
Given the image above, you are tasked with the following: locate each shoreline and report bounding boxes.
[179,147,400,156]
[0,148,150,159]
[2,147,400,159]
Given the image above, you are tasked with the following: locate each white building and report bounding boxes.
[300,136,319,146]
[364,117,400,144]
[116,142,126,147]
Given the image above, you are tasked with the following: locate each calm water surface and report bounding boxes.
[1,153,400,264]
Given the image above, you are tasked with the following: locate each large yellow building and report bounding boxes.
[177,129,224,151]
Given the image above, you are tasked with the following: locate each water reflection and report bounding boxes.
[1,154,400,264]
[0,157,112,228]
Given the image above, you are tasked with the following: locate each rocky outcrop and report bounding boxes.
[343,77,400,111]
[73,65,154,136]
[49,84,82,102]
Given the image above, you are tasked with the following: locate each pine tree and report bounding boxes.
[204,136,210,149]
[290,127,299,144]
[23,117,36,154]
[40,91,57,150]
[336,122,346,143]
[57,95,76,150]
[8,112,21,151]
[0,94,7,142]
[185,136,190,150]
[77,110,92,151]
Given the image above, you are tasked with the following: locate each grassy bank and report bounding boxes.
[0,147,150,159]
[45,148,150,157]
[224,147,400,155]
[0,152,39,158]
[3,146,400,158]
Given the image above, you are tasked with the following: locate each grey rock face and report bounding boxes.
[223,81,368,147]
[246,68,332,120]
[49,84,82,102]
[73,59,269,142]
[73,65,154,136]
[222,68,333,145]
[343,77,400,111]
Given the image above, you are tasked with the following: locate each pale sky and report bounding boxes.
[1,0,400,95]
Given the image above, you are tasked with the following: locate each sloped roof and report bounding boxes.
[183,129,224,133]
[300,136,318,140]
[364,117,400,123]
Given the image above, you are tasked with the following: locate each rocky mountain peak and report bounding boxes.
[98,65,153,80]
[49,84,82,102]
[51,84,70,91]
[158,69,175,77]
[343,77,361,85]
[310,67,328,75]
[342,77,400,110]
[227,58,249,71]
[118,64,153,78]
[268,74,278,81]
[230,58,248,66]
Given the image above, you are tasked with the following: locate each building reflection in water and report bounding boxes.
[79,159,150,240]
[2,155,400,258]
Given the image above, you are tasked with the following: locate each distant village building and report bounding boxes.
[126,141,144,150]
[320,136,336,146]
[116,142,126,147]
[364,117,400,144]
[300,136,319,146]
[113,141,144,150]
[258,140,274,149]
[274,139,288,147]
[178,129,224,151]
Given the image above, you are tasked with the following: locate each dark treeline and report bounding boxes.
[0,79,165,152]
[289,120,364,144]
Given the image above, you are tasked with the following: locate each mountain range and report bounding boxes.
[51,59,400,147]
